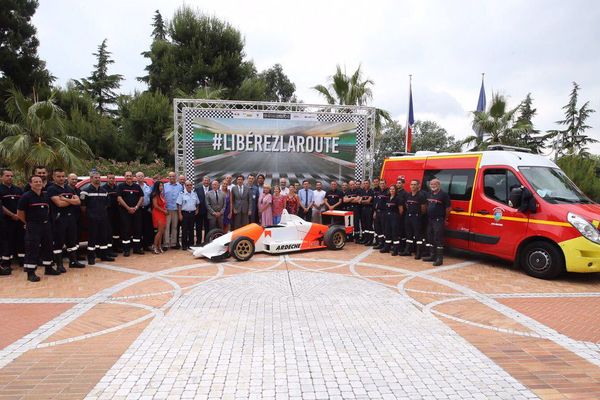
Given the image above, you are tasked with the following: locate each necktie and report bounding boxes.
[239,186,243,196]
[305,189,309,207]
[215,190,218,202]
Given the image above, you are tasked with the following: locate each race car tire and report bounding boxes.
[203,228,225,245]
[230,236,255,262]
[520,240,564,280]
[324,225,346,250]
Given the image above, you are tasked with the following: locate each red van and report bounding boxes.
[381,146,600,279]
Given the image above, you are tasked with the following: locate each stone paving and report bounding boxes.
[0,244,599,399]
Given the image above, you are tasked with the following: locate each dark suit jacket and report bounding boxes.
[195,185,210,215]
[231,184,252,214]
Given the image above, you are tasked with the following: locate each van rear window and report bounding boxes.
[424,169,475,201]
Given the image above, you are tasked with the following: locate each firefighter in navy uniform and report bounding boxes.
[47,169,85,271]
[380,184,403,255]
[400,179,428,258]
[372,179,388,249]
[103,174,120,254]
[0,196,6,275]
[323,180,343,225]
[0,168,25,272]
[17,176,57,282]
[80,171,115,265]
[422,178,451,266]
[117,171,144,257]
[359,180,374,245]
[395,176,408,254]
[343,180,361,242]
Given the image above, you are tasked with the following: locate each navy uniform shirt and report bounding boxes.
[405,191,427,216]
[374,188,390,211]
[345,188,362,211]
[325,189,343,209]
[361,188,374,208]
[80,184,109,219]
[18,190,50,223]
[117,182,143,208]
[46,183,77,218]
[384,193,403,213]
[102,183,118,209]
[0,183,23,214]
[427,190,451,218]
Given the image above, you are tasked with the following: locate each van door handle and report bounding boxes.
[477,210,489,215]
[453,207,465,212]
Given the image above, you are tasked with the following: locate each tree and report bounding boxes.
[0,88,93,175]
[74,39,123,115]
[412,121,462,152]
[548,82,596,159]
[512,93,550,153]
[139,6,255,98]
[373,121,404,177]
[313,64,391,131]
[151,10,167,41]
[0,0,53,117]
[464,93,530,150]
[259,64,296,102]
[556,155,600,202]
[118,91,172,163]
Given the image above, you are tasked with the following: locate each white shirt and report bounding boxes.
[313,189,326,209]
[280,187,289,196]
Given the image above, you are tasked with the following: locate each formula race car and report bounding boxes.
[192,210,353,261]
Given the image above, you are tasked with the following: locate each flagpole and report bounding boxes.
[405,75,412,153]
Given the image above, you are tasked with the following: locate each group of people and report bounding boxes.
[199,173,451,267]
[0,165,451,283]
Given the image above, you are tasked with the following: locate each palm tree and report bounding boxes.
[0,88,93,175]
[463,93,530,150]
[313,65,392,131]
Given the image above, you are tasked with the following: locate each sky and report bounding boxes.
[33,0,600,154]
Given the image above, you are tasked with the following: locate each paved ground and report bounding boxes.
[1,245,599,399]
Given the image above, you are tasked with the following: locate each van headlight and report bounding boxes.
[568,212,600,244]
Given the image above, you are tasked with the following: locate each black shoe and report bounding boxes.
[123,249,131,257]
[161,246,168,252]
[373,240,384,250]
[107,251,118,258]
[181,246,188,251]
[45,266,61,276]
[100,255,115,262]
[27,269,40,282]
[69,261,85,269]
[0,266,12,276]
[379,243,391,253]
[58,264,67,273]
[172,245,181,250]
[133,248,144,255]
[432,248,444,266]
[87,257,96,265]
[391,245,399,256]
[422,251,435,262]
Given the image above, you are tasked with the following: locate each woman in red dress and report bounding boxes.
[285,185,300,216]
[151,181,168,254]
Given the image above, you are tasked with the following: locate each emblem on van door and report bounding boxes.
[493,207,503,222]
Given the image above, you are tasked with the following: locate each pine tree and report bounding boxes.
[151,10,167,41]
[74,39,123,115]
[0,0,53,118]
[514,93,549,153]
[548,82,597,158]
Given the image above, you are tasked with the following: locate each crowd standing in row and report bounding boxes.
[0,166,451,282]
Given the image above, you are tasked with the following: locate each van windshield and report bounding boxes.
[519,166,592,204]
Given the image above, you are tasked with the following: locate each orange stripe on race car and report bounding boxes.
[301,223,328,250]
[231,223,265,242]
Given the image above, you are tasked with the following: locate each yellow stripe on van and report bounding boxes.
[469,213,571,227]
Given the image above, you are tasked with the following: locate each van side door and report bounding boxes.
[470,167,529,259]
[424,169,475,252]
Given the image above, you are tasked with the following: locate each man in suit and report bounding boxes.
[195,175,211,245]
[247,174,260,224]
[206,180,226,230]
[231,174,252,230]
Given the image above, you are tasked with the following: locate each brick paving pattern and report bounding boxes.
[0,245,599,399]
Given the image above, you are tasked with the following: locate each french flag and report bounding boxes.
[405,80,414,153]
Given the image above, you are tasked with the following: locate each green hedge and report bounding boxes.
[557,155,600,202]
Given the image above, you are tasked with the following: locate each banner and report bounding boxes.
[193,112,357,187]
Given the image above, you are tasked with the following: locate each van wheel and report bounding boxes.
[203,228,224,245]
[520,241,564,280]
[324,226,346,250]
[229,236,255,261]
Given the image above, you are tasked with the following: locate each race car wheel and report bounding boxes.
[229,236,255,262]
[203,228,225,245]
[520,240,564,280]
[324,226,346,250]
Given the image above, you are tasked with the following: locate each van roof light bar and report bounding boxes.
[487,145,532,153]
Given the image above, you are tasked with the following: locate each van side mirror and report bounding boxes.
[508,187,522,209]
